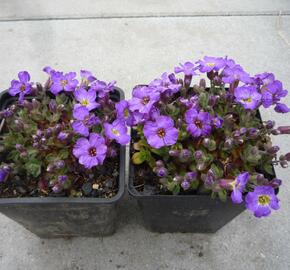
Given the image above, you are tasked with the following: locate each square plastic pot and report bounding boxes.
[0,88,125,238]
[128,111,275,233]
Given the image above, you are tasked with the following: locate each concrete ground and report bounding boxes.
[0,1,290,269]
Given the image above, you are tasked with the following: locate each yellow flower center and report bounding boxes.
[258,195,270,206]
[206,62,215,67]
[61,80,68,87]
[242,97,252,103]
[20,84,26,92]
[157,128,166,138]
[81,99,89,106]
[124,109,129,117]
[111,128,120,136]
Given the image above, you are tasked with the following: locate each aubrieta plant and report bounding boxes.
[0,68,129,198]
[129,56,290,218]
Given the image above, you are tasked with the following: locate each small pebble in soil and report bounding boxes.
[105,180,113,189]
[82,182,92,196]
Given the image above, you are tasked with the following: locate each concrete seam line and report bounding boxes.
[0,10,290,22]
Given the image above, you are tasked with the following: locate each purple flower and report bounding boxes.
[185,109,212,137]
[73,133,107,169]
[174,62,197,86]
[129,86,160,114]
[80,70,96,84]
[245,186,279,217]
[155,167,168,177]
[58,175,68,184]
[91,80,116,98]
[149,73,181,95]
[0,168,9,183]
[230,172,249,204]
[174,61,197,76]
[50,71,78,95]
[8,71,32,101]
[212,116,223,128]
[143,116,178,149]
[222,65,252,84]
[274,103,290,113]
[74,88,99,111]
[72,106,99,137]
[261,80,288,108]
[234,85,261,110]
[181,181,190,190]
[57,131,69,141]
[104,119,130,145]
[115,100,133,125]
[196,56,226,73]
[254,72,275,86]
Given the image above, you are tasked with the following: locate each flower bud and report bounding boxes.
[14,119,24,130]
[22,100,33,111]
[277,126,290,134]
[199,78,206,88]
[156,167,168,177]
[49,100,57,113]
[173,175,183,183]
[57,132,69,141]
[46,164,54,172]
[208,95,217,107]
[31,98,40,110]
[285,152,290,161]
[181,181,190,190]
[54,160,65,169]
[179,149,191,160]
[58,175,68,184]
[224,138,234,149]
[0,168,9,183]
[271,129,280,135]
[269,178,282,188]
[57,104,65,112]
[239,127,247,135]
[155,160,164,167]
[267,146,280,155]
[265,120,275,129]
[169,149,179,157]
[54,124,62,133]
[280,160,288,168]
[194,150,203,160]
[248,128,258,138]
[185,172,197,182]
[52,184,62,193]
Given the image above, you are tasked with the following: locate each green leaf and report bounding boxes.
[132,152,146,164]
[25,160,42,177]
[199,92,209,109]
[218,190,227,202]
[262,163,274,176]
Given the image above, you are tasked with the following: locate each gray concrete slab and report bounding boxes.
[0,0,289,20]
[0,15,290,270]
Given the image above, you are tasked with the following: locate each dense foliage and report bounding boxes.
[128,56,290,217]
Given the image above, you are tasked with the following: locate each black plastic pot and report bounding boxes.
[128,111,275,233]
[0,88,125,238]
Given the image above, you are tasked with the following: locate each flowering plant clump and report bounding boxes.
[129,56,290,218]
[0,68,129,198]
